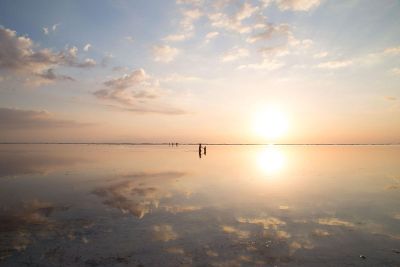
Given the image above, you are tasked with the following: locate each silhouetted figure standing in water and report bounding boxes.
[203,146,206,155]
[176,142,178,147]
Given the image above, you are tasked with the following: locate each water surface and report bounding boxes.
[0,144,399,266]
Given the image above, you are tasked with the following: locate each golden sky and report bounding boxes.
[0,0,399,143]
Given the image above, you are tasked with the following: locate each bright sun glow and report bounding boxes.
[253,106,289,141]
[257,145,286,175]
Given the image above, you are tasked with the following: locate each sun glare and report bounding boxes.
[253,107,289,141]
[257,145,286,175]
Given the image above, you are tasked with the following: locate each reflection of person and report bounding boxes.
[198,144,202,158]
[204,146,206,155]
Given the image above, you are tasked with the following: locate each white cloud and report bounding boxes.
[238,59,285,70]
[384,46,400,55]
[163,7,203,42]
[204,31,219,44]
[52,24,60,32]
[208,2,259,34]
[93,69,186,115]
[162,73,201,82]
[258,46,289,57]
[152,45,179,63]
[163,34,188,42]
[83,44,91,52]
[275,0,321,11]
[221,47,249,62]
[391,68,400,76]
[235,2,259,21]
[42,23,60,35]
[206,31,219,39]
[176,0,203,6]
[0,27,96,86]
[94,69,157,106]
[300,39,313,48]
[246,24,290,43]
[313,51,328,58]
[317,60,353,69]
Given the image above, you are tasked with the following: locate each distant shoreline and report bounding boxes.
[0,143,399,146]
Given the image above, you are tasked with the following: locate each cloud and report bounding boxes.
[0,199,77,261]
[93,69,187,115]
[275,0,321,11]
[208,1,259,34]
[176,0,203,6]
[93,171,186,218]
[163,34,188,42]
[317,60,353,69]
[384,46,400,55]
[94,69,156,105]
[0,150,84,178]
[208,2,258,33]
[246,23,290,43]
[391,67,400,76]
[162,73,202,82]
[111,105,188,115]
[221,47,249,62]
[83,43,91,51]
[238,59,285,70]
[317,217,355,227]
[52,23,60,32]
[204,31,219,43]
[0,107,88,129]
[112,66,129,72]
[152,45,179,62]
[42,23,59,35]
[163,7,203,42]
[100,53,114,67]
[313,51,328,58]
[77,58,96,68]
[36,68,74,82]
[237,216,286,230]
[221,225,250,239]
[258,46,289,57]
[153,224,178,242]
[0,27,96,85]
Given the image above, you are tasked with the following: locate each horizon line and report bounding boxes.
[0,142,399,146]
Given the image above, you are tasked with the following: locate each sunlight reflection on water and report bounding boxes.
[256,145,286,176]
[0,144,399,266]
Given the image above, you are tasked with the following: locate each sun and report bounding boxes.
[253,106,289,141]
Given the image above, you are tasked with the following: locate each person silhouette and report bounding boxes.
[203,146,206,155]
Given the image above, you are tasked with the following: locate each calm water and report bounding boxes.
[0,144,399,266]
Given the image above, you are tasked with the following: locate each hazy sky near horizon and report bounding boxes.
[0,0,399,143]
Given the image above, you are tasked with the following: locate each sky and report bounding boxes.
[0,0,399,143]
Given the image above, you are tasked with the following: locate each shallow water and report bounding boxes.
[0,144,399,266]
